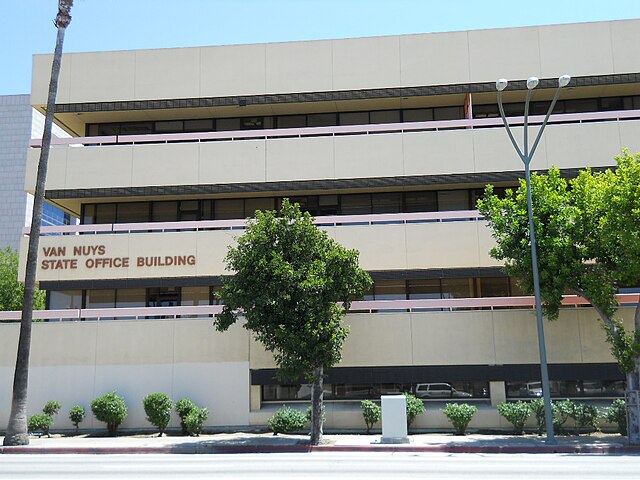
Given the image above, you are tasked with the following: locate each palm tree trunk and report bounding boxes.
[3,1,73,447]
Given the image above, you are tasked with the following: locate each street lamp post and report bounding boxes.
[495,74,571,444]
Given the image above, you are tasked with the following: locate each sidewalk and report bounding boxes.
[2,432,639,455]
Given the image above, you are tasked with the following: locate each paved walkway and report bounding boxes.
[1,432,638,455]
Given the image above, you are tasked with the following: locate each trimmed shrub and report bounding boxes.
[529,398,546,435]
[91,392,128,436]
[404,392,426,428]
[68,405,86,433]
[442,403,477,435]
[267,405,307,435]
[552,399,574,434]
[143,393,173,436]
[360,400,381,434]
[184,407,208,436]
[175,398,197,436]
[43,400,62,416]
[604,399,627,436]
[497,401,531,435]
[569,402,601,434]
[28,414,53,437]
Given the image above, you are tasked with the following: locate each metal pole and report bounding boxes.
[497,83,558,444]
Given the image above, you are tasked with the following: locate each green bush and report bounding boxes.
[184,407,208,436]
[43,400,62,416]
[91,392,128,436]
[442,403,477,435]
[529,398,546,435]
[267,405,307,435]
[569,402,601,434]
[143,393,173,436]
[604,399,627,436]
[360,400,381,434]
[68,405,85,432]
[175,398,197,436]
[28,414,53,437]
[552,399,574,434]
[404,393,426,428]
[497,401,531,435]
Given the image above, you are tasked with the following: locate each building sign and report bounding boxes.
[40,245,196,270]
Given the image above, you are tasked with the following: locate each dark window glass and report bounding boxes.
[633,96,640,109]
[530,101,553,116]
[307,113,337,127]
[201,200,213,220]
[434,106,463,121]
[155,120,184,133]
[472,104,499,119]
[408,279,441,299]
[339,112,369,125]
[184,119,213,132]
[403,109,434,122]
[341,194,372,215]
[86,289,116,309]
[374,280,406,300]
[98,124,120,135]
[437,190,470,211]
[623,97,634,110]
[147,287,181,307]
[506,380,625,399]
[286,196,319,216]
[216,118,241,131]
[372,193,402,214]
[116,202,150,223]
[116,289,146,308]
[318,195,339,216]
[181,286,211,306]
[179,200,200,221]
[277,115,306,129]
[501,103,525,117]
[600,97,623,111]
[405,191,437,213]
[564,99,598,113]
[441,278,473,299]
[87,124,100,136]
[95,204,116,224]
[245,198,275,217]
[152,202,178,222]
[48,290,82,310]
[241,117,264,129]
[215,199,244,220]
[82,204,96,225]
[478,277,510,297]
[370,110,401,124]
[510,277,525,296]
[119,122,153,135]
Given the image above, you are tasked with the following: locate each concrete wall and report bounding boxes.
[31,20,640,105]
[0,306,633,431]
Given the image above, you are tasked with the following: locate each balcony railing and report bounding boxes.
[29,109,640,148]
[25,210,485,236]
[0,294,637,322]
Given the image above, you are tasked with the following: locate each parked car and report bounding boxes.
[415,383,472,399]
[520,381,543,397]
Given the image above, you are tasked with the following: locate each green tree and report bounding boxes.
[215,199,372,445]
[3,0,74,447]
[478,151,640,443]
[142,393,173,436]
[0,247,45,311]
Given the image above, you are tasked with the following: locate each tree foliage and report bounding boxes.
[214,199,371,444]
[0,247,45,312]
[478,151,640,372]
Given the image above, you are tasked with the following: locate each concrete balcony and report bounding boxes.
[25,112,640,209]
[18,211,498,283]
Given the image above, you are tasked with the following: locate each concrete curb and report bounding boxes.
[2,444,640,455]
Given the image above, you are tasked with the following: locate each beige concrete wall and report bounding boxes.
[32,20,640,105]
[27,119,636,194]
[20,221,500,283]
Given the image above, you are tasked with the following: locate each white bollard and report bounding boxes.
[380,395,410,444]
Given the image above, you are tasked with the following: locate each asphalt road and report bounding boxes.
[1,452,640,479]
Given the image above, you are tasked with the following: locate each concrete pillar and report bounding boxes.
[490,381,506,407]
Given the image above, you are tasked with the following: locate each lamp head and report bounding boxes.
[558,74,571,88]
[496,78,508,91]
[526,77,539,90]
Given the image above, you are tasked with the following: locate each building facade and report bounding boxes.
[2,20,640,432]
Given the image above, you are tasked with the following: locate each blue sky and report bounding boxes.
[3,0,640,95]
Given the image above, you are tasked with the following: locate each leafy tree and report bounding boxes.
[42,400,62,416]
[184,407,208,436]
[0,247,45,312]
[360,400,381,434]
[215,199,372,445]
[68,405,85,433]
[4,0,74,447]
[27,414,53,437]
[175,398,197,436]
[91,392,128,436]
[404,392,426,428]
[442,403,477,435]
[497,401,532,435]
[478,151,640,443]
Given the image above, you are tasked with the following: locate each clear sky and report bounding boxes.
[3,0,640,95]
